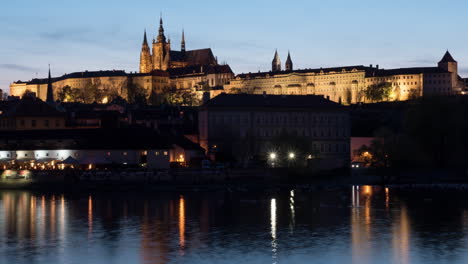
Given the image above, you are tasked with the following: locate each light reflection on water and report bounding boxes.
[1,186,468,263]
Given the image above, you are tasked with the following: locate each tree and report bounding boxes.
[345,88,352,105]
[126,82,147,104]
[364,82,392,102]
[57,85,73,102]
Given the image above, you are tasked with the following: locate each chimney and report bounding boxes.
[370,64,373,69]
[376,64,379,70]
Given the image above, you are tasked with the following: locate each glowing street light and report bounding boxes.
[288,152,295,159]
[269,153,277,160]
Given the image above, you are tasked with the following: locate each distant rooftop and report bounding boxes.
[201,93,344,109]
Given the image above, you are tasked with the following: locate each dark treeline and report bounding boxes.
[351,96,468,169]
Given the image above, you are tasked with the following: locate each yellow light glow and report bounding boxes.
[269,153,277,160]
[288,152,295,159]
[102,96,108,104]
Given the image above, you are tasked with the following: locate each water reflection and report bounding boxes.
[270,198,277,263]
[1,188,468,263]
[179,196,185,251]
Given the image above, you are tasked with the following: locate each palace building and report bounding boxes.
[225,51,465,104]
[9,17,233,103]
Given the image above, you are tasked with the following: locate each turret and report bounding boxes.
[272,50,281,72]
[438,50,459,93]
[285,51,293,71]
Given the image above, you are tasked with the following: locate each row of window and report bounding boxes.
[253,128,349,138]
[210,114,347,126]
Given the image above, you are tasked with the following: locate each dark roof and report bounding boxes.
[439,51,457,63]
[0,127,171,150]
[368,67,450,77]
[237,65,370,78]
[16,70,129,85]
[201,93,344,109]
[168,64,233,77]
[1,97,65,118]
[170,48,217,65]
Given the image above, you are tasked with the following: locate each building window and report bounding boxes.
[107,152,111,156]
[123,152,127,156]
[155,151,160,156]
[56,120,61,127]
[163,151,168,156]
[31,120,36,127]
[44,120,50,127]
[20,120,25,127]
[25,153,28,157]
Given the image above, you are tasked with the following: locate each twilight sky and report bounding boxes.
[1,0,467,93]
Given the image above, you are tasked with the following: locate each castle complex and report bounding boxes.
[8,17,466,105]
[225,51,465,103]
[10,18,233,103]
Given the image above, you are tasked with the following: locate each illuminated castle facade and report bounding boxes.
[139,18,218,73]
[225,51,465,104]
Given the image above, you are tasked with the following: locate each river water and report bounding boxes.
[1,186,468,264]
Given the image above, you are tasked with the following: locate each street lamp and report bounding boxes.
[269,153,277,160]
[288,152,295,159]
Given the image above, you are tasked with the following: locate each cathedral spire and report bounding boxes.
[181,29,186,53]
[143,29,148,46]
[46,65,54,103]
[285,50,293,71]
[157,15,166,43]
[272,49,281,72]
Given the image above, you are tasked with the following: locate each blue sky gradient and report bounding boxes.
[1,0,467,92]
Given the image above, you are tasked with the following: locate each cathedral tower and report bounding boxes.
[139,29,153,73]
[285,51,293,71]
[152,17,171,71]
[438,50,458,92]
[272,50,281,72]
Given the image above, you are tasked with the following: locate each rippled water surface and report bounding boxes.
[2,186,468,264]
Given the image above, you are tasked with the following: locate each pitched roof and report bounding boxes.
[2,97,65,118]
[0,127,171,150]
[168,64,233,77]
[439,51,457,63]
[368,67,450,77]
[237,65,369,78]
[201,93,344,109]
[170,48,217,65]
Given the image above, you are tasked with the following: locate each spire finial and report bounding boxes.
[143,29,148,45]
[157,13,166,43]
[181,29,186,52]
[46,64,54,103]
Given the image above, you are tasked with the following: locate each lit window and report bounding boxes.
[107,152,111,156]
[155,151,160,156]
[123,152,127,156]
[164,151,168,156]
